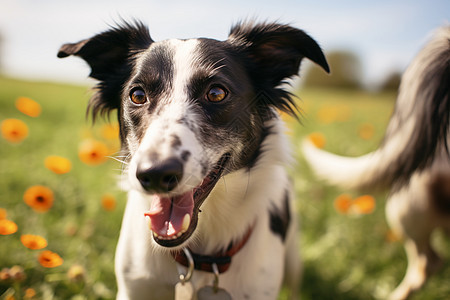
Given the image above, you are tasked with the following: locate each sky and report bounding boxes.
[0,0,448,88]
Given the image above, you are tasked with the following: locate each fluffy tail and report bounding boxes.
[303,26,450,191]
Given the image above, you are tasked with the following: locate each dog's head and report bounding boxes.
[58,20,329,248]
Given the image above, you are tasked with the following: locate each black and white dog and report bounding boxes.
[303,26,449,299]
[58,20,329,299]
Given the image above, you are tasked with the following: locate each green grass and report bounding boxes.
[1,77,449,299]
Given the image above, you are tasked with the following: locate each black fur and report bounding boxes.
[58,20,153,121]
[58,20,329,168]
[269,189,291,242]
[382,43,450,190]
[228,21,330,118]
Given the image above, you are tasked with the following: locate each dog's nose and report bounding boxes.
[136,158,183,193]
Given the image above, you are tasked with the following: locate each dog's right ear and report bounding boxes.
[58,21,153,119]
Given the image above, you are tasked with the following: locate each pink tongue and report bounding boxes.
[145,191,194,238]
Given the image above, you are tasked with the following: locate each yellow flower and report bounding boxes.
[38,250,63,268]
[308,132,326,149]
[1,118,29,143]
[101,194,117,211]
[21,234,48,250]
[23,185,54,213]
[15,97,41,117]
[78,139,109,165]
[44,155,72,174]
[0,219,18,235]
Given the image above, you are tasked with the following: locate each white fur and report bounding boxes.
[116,112,300,299]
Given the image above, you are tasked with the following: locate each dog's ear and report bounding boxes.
[227,22,329,117]
[58,21,153,120]
[228,22,329,84]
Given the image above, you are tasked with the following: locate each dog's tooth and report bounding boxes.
[181,214,191,233]
[145,215,152,231]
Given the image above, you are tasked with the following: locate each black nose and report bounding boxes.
[136,158,183,193]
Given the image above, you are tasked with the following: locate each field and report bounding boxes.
[1,76,449,299]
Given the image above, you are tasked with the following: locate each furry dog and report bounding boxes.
[58,20,329,299]
[303,26,450,299]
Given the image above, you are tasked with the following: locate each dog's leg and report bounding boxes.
[283,191,301,300]
[284,218,301,300]
[389,238,441,300]
[386,176,442,300]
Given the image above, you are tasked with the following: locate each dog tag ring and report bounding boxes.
[197,263,232,300]
[175,248,195,300]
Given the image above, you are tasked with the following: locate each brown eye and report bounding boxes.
[130,89,147,105]
[206,86,227,102]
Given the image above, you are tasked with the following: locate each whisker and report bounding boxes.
[107,156,130,164]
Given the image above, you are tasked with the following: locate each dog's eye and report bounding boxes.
[206,87,227,102]
[130,89,147,105]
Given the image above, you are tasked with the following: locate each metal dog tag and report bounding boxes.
[197,286,232,300]
[175,281,194,300]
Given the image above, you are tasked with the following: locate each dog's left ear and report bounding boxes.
[228,22,330,86]
[58,20,153,120]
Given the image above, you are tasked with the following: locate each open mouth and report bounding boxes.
[144,154,230,247]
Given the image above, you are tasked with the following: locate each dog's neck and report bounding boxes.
[187,116,292,255]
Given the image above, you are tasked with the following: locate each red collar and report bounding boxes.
[172,224,254,274]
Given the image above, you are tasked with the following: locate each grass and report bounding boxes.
[1,77,449,299]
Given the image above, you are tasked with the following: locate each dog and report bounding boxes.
[303,26,450,299]
[58,20,329,299]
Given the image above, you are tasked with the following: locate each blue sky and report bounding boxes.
[0,0,448,87]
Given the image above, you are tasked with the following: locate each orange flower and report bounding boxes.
[15,97,41,117]
[358,123,375,140]
[1,118,29,143]
[353,195,376,214]
[317,106,338,124]
[78,139,109,165]
[8,265,26,282]
[5,294,15,300]
[101,194,117,211]
[308,132,326,148]
[101,123,120,140]
[44,155,72,174]
[38,250,63,268]
[23,185,54,213]
[334,194,376,215]
[0,219,18,235]
[24,288,37,299]
[334,194,353,214]
[21,234,48,250]
[0,208,6,220]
